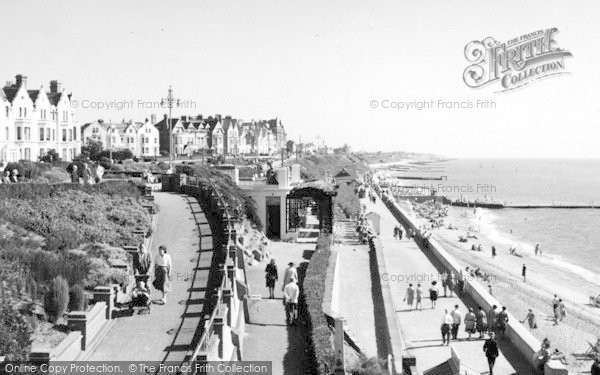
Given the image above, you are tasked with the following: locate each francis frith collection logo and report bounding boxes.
[463,28,573,92]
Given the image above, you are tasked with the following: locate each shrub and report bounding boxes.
[68,284,86,312]
[40,149,60,163]
[0,301,33,360]
[44,276,69,323]
[303,235,335,374]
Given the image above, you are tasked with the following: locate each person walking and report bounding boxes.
[415,283,423,310]
[404,284,415,310]
[153,245,172,304]
[451,305,462,340]
[520,309,537,330]
[441,272,448,297]
[496,306,509,336]
[70,164,79,184]
[398,226,404,240]
[393,225,399,239]
[282,262,298,291]
[483,331,499,375]
[448,272,456,297]
[465,307,477,340]
[429,281,439,309]
[441,309,453,345]
[265,258,278,299]
[487,305,498,334]
[133,243,152,287]
[283,276,300,326]
[476,306,488,339]
[558,299,567,322]
[522,263,527,282]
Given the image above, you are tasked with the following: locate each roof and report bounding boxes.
[2,87,19,103]
[423,360,455,375]
[335,168,352,178]
[47,91,62,106]
[28,90,40,102]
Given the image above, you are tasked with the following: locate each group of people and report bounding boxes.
[0,169,20,183]
[132,243,173,306]
[70,162,104,185]
[265,259,300,326]
[356,214,376,244]
[410,200,448,229]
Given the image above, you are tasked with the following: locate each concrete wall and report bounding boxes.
[379,192,569,373]
[30,332,83,363]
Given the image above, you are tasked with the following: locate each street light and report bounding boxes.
[160,85,180,168]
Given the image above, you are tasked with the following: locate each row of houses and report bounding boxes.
[81,114,287,158]
[0,74,81,162]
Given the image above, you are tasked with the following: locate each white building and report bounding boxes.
[81,118,160,158]
[0,75,80,162]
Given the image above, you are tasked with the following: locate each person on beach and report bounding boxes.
[488,284,493,296]
[429,281,439,309]
[265,258,278,299]
[441,309,453,345]
[404,284,415,310]
[487,305,498,334]
[153,245,172,304]
[522,264,527,282]
[535,244,539,256]
[491,246,497,258]
[476,306,488,339]
[558,299,567,322]
[483,331,499,375]
[282,262,298,291]
[552,295,559,311]
[415,283,423,310]
[465,307,476,340]
[520,309,537,330]
[496,306,509,336]
[451,305,462,340]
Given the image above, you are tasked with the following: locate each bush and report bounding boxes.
[44,276,69,323]
[303,235,335,374]
[0,302,33,360]
[68,284,86,312]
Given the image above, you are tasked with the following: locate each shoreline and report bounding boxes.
[409,204,600,372]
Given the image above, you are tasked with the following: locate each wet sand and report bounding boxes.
[402,202,600,373]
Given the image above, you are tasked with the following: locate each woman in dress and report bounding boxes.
[520,308,537,330]
[265,259,278,299]
[415,283,423,310]
[476,306,488,339]
[153,245,172,304]
[429,281,439,309]
[464,307,477,340]
[403,284,415,310]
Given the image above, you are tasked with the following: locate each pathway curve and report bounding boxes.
[85,192,215,364]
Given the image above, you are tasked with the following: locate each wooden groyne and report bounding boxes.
[449,201,600,209]
[395,176,447,181]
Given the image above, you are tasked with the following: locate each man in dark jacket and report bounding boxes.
[483,331,499,375]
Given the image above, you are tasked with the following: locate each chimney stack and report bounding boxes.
[16,74,27,89]
[50,80,62,93]
[151,114,157,125]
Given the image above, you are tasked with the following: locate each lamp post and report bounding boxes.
[160,85,180,168]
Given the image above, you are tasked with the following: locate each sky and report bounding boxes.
[1,0,599,158]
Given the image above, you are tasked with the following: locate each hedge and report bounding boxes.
[303,235,335,374]
[0,180,141,200]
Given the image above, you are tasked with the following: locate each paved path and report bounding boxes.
[243,241,315,375]
[85,192,214,363]
[364,196,517,374]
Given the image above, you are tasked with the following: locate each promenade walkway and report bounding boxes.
[243,241,315,375]
[363,197,517,374]
[85,192,215,364]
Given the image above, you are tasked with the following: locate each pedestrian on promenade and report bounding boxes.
[483,331,499,375]
[393,226,398,239]
[496,306,509,336]
[403,284,415,310]
[153,245,172,304]
[520,308,537,330]
[441,271,448,297]
[429,281,439,309]
[476,306,488,339]
[398,226,403,240]
[70,165,79,184]
[282,262,298,291]
[522,263,527,282]
[265,258,278,299]
[465,307,477,340]
[415,283,423,310]
[133,243,152,286]
[451,305,462,340]
[448,272,456,297]
[283,276,299,326]
[441,309,453,345]
[457,271,466,296]
[487,305,498,334]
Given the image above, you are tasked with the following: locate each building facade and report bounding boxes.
[81,118,160,158]
[0,75,80,162]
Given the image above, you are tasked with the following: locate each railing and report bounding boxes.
[180,174,237,371]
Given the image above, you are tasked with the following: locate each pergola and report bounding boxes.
[286,180,337,234]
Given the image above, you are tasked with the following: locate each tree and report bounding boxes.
[40,149,60,163]
[80,139,104,160]
[0,301,33,360]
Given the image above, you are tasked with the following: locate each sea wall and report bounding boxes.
[379,192,568,374]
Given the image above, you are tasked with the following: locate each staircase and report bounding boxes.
[335,220,361,245]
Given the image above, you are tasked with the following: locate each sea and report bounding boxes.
[388,158,600,285]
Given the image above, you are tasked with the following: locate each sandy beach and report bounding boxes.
[401,201,600,373]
